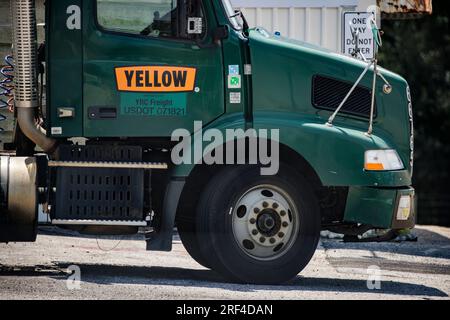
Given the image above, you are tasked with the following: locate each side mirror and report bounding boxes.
[213,26,229,42]
[193,26,228,49]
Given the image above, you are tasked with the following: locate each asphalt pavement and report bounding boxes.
[0,225,449,300]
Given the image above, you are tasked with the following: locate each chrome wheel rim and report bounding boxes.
[231,184,299,261]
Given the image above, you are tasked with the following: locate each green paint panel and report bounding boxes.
[345,187,397,228]
[253,112,412,187]
[46,0,83,137]
[248,29,413,179]
[81,0,224,137]
[344,187,415,229]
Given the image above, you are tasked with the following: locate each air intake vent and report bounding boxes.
[312,75,376,118]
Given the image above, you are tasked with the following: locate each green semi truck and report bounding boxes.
[0,0,415,284]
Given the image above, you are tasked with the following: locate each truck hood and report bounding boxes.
[249,28,334,55]
[248,28,403,81]
[247,28,413,175]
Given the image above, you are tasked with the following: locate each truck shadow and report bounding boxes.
[0,262,447,298]
[39,226,450,260]
[321,226,450,260]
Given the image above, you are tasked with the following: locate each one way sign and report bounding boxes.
[343,12,376,60]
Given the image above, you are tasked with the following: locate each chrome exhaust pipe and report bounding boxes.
[17,108,56,152]
[11,0,57,153]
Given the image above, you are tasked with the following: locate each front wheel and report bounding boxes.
[196,164,321,284]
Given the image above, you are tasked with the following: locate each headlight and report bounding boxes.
[364,149,404,171]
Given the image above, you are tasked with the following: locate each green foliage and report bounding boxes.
[379,1,450,225]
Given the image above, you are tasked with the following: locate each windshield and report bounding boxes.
[221,0,244,30]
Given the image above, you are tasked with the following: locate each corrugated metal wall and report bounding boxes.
[231,0,375,52]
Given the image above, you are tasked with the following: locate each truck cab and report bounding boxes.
[0,0,415,284]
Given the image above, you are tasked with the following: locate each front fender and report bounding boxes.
[254,112,411,187]
[171,112,411,188]
[171,113,247,177]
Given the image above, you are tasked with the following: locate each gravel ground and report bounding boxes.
[0,225,449,300]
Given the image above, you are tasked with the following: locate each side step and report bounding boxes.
[52,219,148,227]
[48,161,168,170]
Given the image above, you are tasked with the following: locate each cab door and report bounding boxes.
[82,0,225,137]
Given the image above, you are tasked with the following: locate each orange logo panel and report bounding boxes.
[115,66,197,92]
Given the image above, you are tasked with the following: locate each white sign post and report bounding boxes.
[343,12,376,60]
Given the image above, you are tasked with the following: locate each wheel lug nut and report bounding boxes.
[262,202,269,208]
[253,208,260,214]
[249,218,256,224]
[272,202,279,209]
[252,229,258,235]
[280,210,286,217]
[282,222,289,227]
[278,232,285,238]
[259,237,266,243]
[269,238,276,244]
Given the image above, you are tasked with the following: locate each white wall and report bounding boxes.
[357,0,376,11]
[231,0,376,52]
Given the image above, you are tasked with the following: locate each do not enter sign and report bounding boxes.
[343,12,377,60]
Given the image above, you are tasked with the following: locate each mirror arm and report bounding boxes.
[194,25,228,49]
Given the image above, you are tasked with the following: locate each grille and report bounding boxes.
[312,75,376,118]
[11,0,38,108]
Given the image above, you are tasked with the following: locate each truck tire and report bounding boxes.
[177,219,211,269]
[196,164,320,284]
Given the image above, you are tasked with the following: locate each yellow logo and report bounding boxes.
[115,66,197,92]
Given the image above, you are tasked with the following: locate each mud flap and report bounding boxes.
[146,179,185,251]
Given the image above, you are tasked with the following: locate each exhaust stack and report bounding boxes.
[11,0,56,153]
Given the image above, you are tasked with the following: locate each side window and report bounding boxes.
[96,0,205,40]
